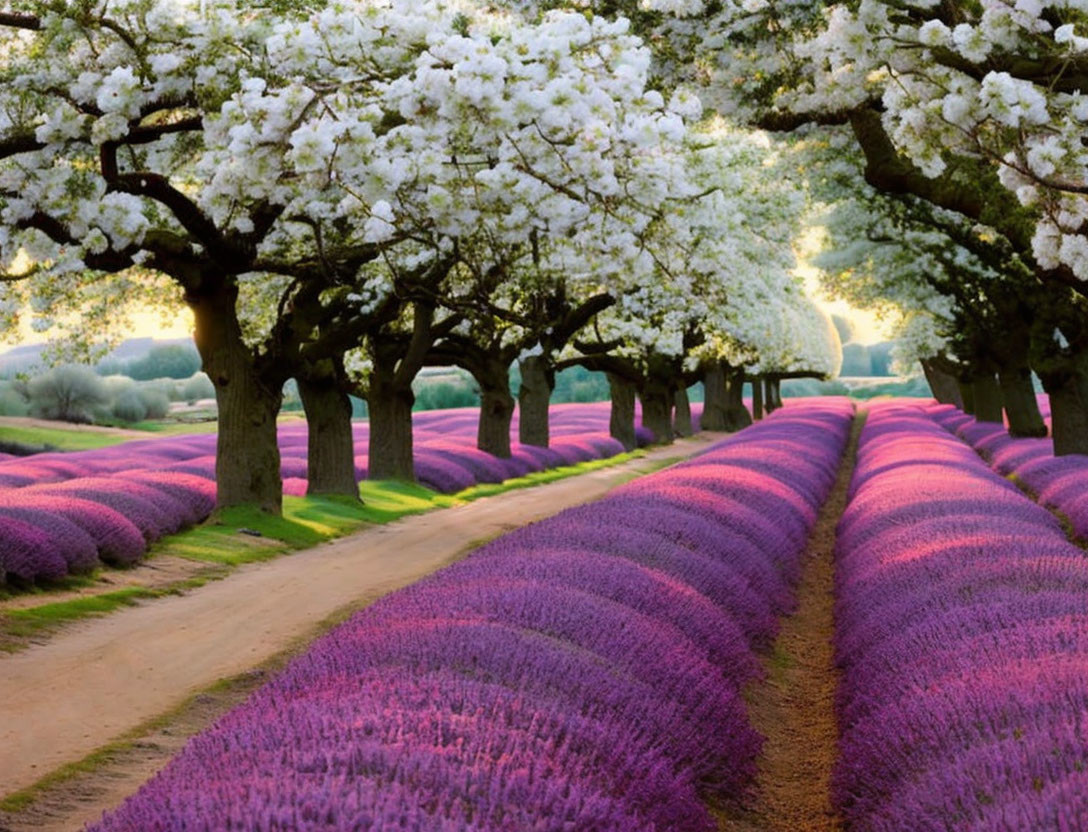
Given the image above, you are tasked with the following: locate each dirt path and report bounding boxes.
[0,435,716,805]
[718,414,860,832]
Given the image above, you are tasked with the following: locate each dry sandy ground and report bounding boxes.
[717,414,860,832]
[0,435,717,812]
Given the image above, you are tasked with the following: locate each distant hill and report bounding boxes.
[0,337,195,376]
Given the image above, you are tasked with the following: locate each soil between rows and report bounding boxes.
[717,412,861,831]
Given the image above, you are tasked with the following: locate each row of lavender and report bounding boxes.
[925,400,1088,542]
[834,403,1088,830]
[89,399,852,831]
[0,403,696,584]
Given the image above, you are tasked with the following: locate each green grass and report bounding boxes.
[2,587,160,639]
[0,573,227,647]
[0,425,127,451]
[151,454,650,566]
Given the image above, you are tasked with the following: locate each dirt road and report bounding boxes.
[0,436,717,798]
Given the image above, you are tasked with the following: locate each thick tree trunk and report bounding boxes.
[189,281,283,514]
[700,364,728,431]
[752,376,764,420]
[972,373,1004,423]
[477,360,515,458]
[674,387,694,437]
[517,356,553,448]
[1048,373,1088,456]
[768,377,783,411]
[762,378,775,413]
[921,359,963,407]
[297,364,359,498]
[639,382,674,445]
[724,370,753,431]
[608,373,637,451]
[958,380,976,415]
[998,366,1047,438]
[368,362,416,482]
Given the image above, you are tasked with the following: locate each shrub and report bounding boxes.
[181,372,215,404]
[0,384,29,416]
[137,388,171,419]
[111,389,149,423]
[27,365,110,423]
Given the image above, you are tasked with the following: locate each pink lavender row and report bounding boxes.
[88,399,852,832]
[0,402,670,492]
[923,399,1088,543]
[834,402,1088,831]
[0,404,672,583]
[0,473,216,584]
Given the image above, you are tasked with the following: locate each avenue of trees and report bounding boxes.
[8,0,1088,514]
[0,0,841,516]
[578,0,1088,454]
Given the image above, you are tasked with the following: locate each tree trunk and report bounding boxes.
[921,359,963,407]
[762,378,775,413]
[972,374,1004,423]
[1047,371,1088,456]
[958,380,976,415]
[477,360,514,458]
[998,366,1047,438]
[189,281,283,514]
[517,355,553,448]
[368,360,416,482]
[768,377,783,411]
[639,382,674,445]
[752,376,764,420]
[608,373,637,451]
[700,364,728,431]
[297,363,359,498]
[674,387,694,437]
[724,370,753,431]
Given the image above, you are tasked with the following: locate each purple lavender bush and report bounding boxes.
[89,399,853,831]
[834,402,1088,831]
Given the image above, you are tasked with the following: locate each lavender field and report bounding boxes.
[0,402,697,584]
[4,393,1088,831]
[88,399,853,830]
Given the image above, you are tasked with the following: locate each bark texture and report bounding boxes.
[190,282,283,514]
[477,358,515,458]
[608,373,637,451]
[921,360,964,407]
[998,366,1047,438]
[639,382,674,445]
[368,351,416,482]
[673,387,694,437]
[972,373,1005,423]
[517,356,553,447]
[958,380,976,415]
[752,377,764,421]
[700,364,728,431]
[725,370,753,431]
[297,365,359,498]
